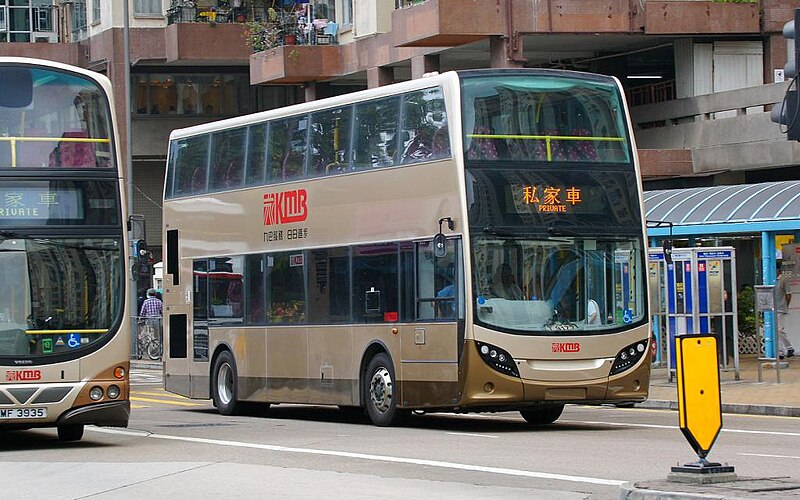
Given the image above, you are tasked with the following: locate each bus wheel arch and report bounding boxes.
[210,346,242,416]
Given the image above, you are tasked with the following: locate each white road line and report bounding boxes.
[739,453,800,459]
[561,420,800,437]
[86,427,624,486]
[446,432,498,439]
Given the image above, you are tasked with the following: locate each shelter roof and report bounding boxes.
[644,181,800,237]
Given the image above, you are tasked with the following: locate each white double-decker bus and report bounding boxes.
[0,58,130,440]
[162,69,650,426]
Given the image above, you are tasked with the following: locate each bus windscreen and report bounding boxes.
[461,74,631,164]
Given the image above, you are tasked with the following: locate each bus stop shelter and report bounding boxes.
[644,180,800,361]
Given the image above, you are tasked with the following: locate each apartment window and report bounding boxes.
[72,0,87,38]
[132,72,251,117]
[339,0,352,28]
[35,6,52,31]
[134,0,162,16]
[92,0,100,23]
[0,7,6,33]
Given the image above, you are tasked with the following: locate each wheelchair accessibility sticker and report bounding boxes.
[67,333,81,348]
[622,309,633,324]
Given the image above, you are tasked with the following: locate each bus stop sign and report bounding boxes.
[675,334,722,458]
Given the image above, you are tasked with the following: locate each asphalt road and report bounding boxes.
[1,369,799,499]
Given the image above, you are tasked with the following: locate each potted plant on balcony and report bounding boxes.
[244,20,282,53]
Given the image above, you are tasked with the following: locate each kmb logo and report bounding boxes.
[263,189,308,226]
[6,369,42,381]
[552,342,581,353]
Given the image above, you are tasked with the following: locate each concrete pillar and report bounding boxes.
[762,231,777,358]
[489,36,525,69]
[411,54,440,79]
[367,67,394,89]
[303,81,317,102]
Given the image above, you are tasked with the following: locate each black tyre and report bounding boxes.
[364,353,406,427]
[212,350,242,416]
[147,339,162,361]
[519,404,564,425]
[57,424,84,441]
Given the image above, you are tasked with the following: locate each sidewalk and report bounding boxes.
[642,354,800,417]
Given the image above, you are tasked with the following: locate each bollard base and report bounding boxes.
[669,460,736,484]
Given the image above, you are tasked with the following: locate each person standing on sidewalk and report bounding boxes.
[775,262,795,359]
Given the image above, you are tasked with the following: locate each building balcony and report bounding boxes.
[644,1,759,35]
[164,21,251,64]
[250,45,342,85]
[391,0,759,48]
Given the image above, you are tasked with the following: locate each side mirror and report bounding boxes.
[433,233,447,258]
[663,239,673,265]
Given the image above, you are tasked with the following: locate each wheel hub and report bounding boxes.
[369,367,393,414]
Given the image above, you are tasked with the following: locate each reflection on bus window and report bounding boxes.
[462,75,630,164]
[400,88,450,165]
[268,252,306,324]
[353,97,400,170]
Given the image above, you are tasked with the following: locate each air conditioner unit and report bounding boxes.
[33,32,58,43]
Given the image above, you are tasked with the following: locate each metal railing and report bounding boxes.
[134,316,162,361]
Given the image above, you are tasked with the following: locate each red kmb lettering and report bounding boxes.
[263,189,308,226]
[5,369,42,381]
[551,342,581,353]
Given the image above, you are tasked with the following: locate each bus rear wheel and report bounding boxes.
[364,353,406,427]
[57,424,84,441]
[212,350,242,416]
[519,404,564,425]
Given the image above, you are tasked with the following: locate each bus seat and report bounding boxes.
[225,160,243,188]
[466,125,499,160]
[50,130,96,168]
[570,128,597,161]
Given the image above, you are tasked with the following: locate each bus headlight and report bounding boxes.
[610,340,649,375]
[476,342,519,377]
[89,386,104,401]
[107,385,120,399]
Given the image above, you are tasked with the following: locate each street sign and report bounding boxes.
[676,334,721,458]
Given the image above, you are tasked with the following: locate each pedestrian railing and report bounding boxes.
[133,316,163,361]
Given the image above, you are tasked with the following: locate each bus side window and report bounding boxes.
[400,87,450,165]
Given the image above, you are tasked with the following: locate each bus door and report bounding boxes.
[398,238,462,408]
[163,227,194,398]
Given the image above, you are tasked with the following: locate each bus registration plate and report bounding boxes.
[0,408,47,420]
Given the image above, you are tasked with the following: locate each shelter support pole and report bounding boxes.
[762,231,776,359]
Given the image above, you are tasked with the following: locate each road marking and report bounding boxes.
[132,405,150,409]
[86,427,624,486]
[130,396,203,407]
[133,391,201,401]
[561,420,800,437]
[446,432,498,439]
[739,453,800,459]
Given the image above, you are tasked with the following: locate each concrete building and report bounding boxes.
[1,0,799,260]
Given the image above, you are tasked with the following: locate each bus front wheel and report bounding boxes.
[212,350,242,416]
[519,404,564,425]
[364,353,406,427]
[57,424,84,441]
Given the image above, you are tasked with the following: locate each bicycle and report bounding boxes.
[137,318,163,361]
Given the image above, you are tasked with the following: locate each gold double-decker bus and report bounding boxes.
[0,58,130,440]
[162,69,650,426]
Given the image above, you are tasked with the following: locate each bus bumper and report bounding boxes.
[457,340,649,409]
[57,400,130,428]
